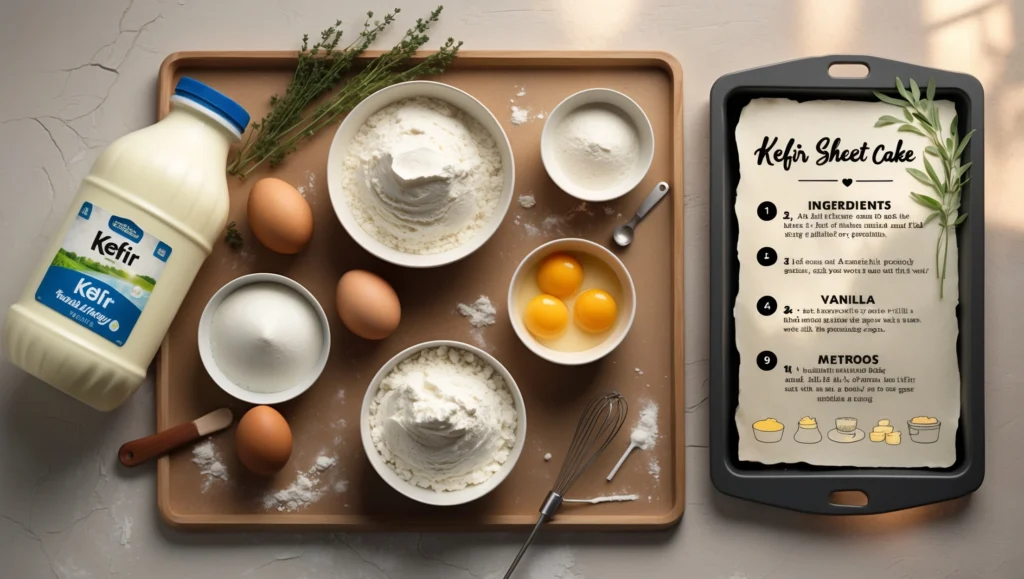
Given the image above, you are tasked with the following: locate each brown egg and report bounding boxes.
[235,405,292,475]
[336,270,401,340]
[247,177,313,254]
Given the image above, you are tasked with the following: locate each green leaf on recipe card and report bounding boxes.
[875,115,903,127]
[911,192,943,211]
[923,156,944,192]
[896,77,912,102]
[910,78,921,102]
[875,91,908,107]
[950,188,962,211]
[898,124,927,137]
[876,76,970,299]
[907,168,939,191]
[954,130,975,159]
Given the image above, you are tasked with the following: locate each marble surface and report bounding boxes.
[2,0,1023,577]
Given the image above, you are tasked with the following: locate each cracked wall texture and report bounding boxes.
[1,0,1023,577]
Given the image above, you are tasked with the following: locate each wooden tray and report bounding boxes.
[155,50,684,530]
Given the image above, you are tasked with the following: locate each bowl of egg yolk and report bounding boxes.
[508,238,636,365]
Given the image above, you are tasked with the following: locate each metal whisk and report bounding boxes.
[503,392,628,579]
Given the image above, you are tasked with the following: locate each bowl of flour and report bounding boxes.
[360,340,526,506]
[541,88,655,202]
[327,82,514,268]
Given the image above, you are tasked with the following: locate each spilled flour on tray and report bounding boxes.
[511,106,530,125]
[648,458,661,480]
[263,454,344,512]
[631,400,659,451]
[296,170,317,203]
[456,295,497,349]
[565,494,639,504]
[509,101,547,126]
[518,200,592,237]
[192,439,228,491]
[456,295,497,327]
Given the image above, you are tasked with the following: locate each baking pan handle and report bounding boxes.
[717,55,952,89]
[710,464,983,515]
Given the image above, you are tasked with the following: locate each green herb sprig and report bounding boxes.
[874,77,974,299]
[229,6,462,179]
[227,10,398,177]
[224,221,243,249]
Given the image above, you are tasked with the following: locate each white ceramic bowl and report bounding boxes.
[198,273,331,405]
[326,81,515,268]
[507,238,637,365]
[359,340,527,506]
[540,88,655,202]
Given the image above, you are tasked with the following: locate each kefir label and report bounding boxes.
[35,202,171,346]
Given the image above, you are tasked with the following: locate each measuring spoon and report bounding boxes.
[612,181,670,247]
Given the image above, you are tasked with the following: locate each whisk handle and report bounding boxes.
[539,490,564,518]
[503,492,563,579]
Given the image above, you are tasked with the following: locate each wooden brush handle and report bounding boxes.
[118,421,200,467]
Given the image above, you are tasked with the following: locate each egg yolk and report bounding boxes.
[573,289,617,333]
[524,294,569,339]
[536,254,583,298]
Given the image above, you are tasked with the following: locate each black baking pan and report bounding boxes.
[709,55,984,515]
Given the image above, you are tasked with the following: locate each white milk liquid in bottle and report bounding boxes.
[3,78,249,410]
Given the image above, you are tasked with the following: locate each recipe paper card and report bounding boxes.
[734,99,960,467]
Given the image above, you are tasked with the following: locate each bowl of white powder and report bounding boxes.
[541,88,654,202]
[360,340,526,506]
[327,81,514,268]
[198,273,331,405]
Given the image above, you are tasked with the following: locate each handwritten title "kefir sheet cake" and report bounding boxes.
[733,98,961,468]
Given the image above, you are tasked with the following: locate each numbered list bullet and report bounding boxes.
[757,201,777,221]
[756,350,778,371]
[756,296,777,316]
[757,247,777,266]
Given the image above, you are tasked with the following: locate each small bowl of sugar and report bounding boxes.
[540,88,655,202]
[198,273,331,406]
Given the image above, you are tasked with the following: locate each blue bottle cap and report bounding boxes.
[174,77,250,134]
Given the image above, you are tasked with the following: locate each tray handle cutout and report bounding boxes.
[828,490,869,508]
[828,62,869,79]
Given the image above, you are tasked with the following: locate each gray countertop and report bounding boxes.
[1,0,1021,577]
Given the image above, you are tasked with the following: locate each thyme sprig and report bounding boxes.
[228,10,397,176]
[874,77,975,299]
[224,221,243,249]
[228,6,461,179]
